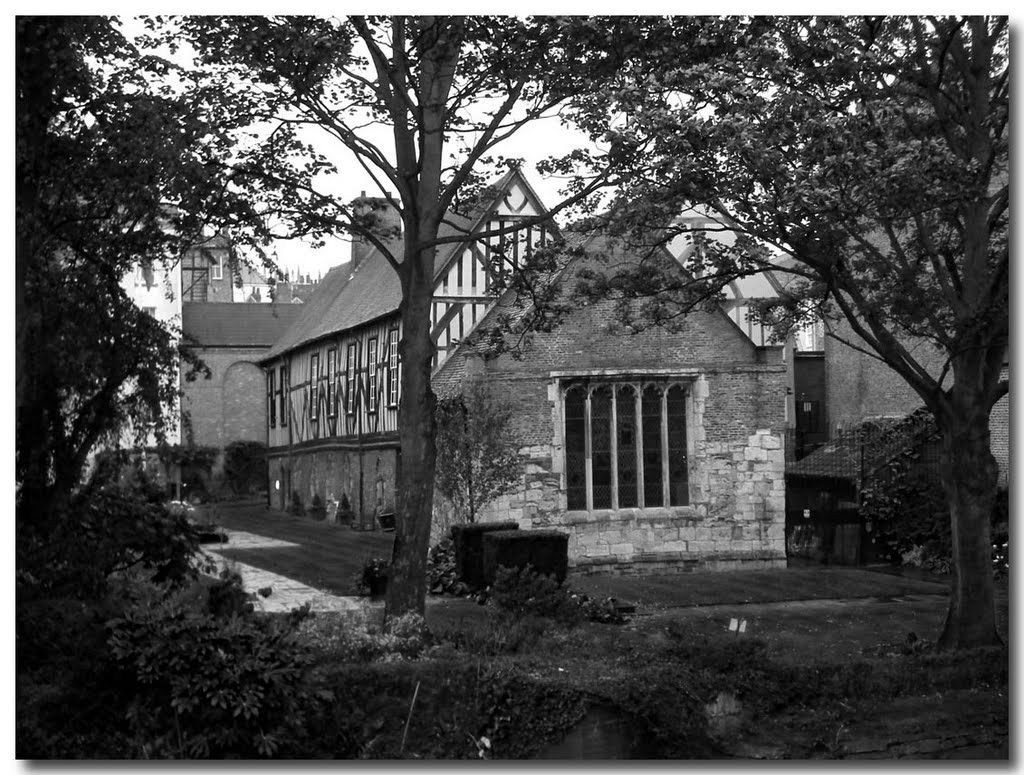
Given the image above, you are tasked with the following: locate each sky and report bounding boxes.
[105,15,605,282]
[269,107,599,281]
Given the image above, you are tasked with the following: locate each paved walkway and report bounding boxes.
[203,529,376,620]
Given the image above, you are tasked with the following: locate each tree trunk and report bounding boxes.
[385,245,439,621]
[936,402,1002,650]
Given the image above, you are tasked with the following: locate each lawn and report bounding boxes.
[204,502,952,608]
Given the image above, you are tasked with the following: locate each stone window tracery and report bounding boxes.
[563,380,689,511]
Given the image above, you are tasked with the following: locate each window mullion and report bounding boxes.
[610,386,619,510]
[584,389,593,512]
[661,387,671,508]
[635,385,644,510]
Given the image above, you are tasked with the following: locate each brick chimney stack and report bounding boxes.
[352,191,403,267]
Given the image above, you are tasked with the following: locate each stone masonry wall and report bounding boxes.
[472,365,788,573]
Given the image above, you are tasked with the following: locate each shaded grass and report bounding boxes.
[572,567,948,608]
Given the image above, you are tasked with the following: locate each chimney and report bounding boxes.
[352,191,403,267]
[276,281,293,304]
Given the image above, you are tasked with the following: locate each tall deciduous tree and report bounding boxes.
[16,17,260,519]
[565,16,1008,649]
[171,15,686,618]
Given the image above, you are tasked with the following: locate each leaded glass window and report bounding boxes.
[563,380,689,511]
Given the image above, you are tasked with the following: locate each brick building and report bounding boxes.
[181,302,304,450]
[821,316,1009,488]
[259,170,789,571]
[181,233,275,304]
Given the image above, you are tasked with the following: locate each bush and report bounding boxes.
[17,486,201,602]
[106,580,324,758]
[307,493,327,521]
[354,557,390,595]
[337,493,354,524]
[289,490,304,517]
[860,410,1007,573]
[222,440,267,495]
[427,538,470,596]
[491,565,582,625]
[300,613,431,663]
[481,529,568,586]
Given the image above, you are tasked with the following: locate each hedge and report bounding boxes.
[481,529,569,586]
[450,521,519,589]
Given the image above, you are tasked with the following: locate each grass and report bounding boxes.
[204,502,393,595]
[204,502,951,608]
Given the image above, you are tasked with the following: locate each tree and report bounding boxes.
[16,16,260,519]
[434,380,522,527]
[563,16,1008,649]
[169,15,683,618]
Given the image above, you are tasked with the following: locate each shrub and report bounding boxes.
[337,493,354,524]
[427,538,470,596]
[307,493,327,521]
[17,487,201,602]
[860,410,1007,573]
[289,490,304,516]
[106,582,324,758]
[301,613,431,663]
[451,521,518,589]
[222,440,267,495]
[355,557,390,595]
[481,529,568,586]
[490,565,582,625]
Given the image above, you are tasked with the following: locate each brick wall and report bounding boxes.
[825,319,1009,487]
[824,318,947,428]
[181,347,267,448]
[268,445,399,525]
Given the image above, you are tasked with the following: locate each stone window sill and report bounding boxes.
[563,507,701,526]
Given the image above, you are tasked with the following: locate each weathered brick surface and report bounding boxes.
[180,348,266,448]
[825,319,1009,487]
[267,445,398,525]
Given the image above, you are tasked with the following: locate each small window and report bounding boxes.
[212,254,223,280]
[267,370,276,429]
[278,364,288,428]
[366,337,379,413]
[309,353,320,420]
[326,348,337,416]
[346,343,358,415]
[387,328,400,407]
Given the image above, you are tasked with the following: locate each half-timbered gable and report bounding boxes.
[259,169,552,524]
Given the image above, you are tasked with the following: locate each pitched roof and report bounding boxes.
[259,168,545,364]
[181,302,306,348]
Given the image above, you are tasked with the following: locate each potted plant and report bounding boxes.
[358,557,390,597]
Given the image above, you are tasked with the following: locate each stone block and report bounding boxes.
[760,434,781,450]
[610,543,634,556]
[744,447,767,462]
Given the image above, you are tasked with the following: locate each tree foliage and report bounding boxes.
[435,380,522,525]
[561,15,1008,649]
[15,16,261,515]
[163,15,671,619]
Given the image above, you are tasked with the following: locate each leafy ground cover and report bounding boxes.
[20,501,1006,759]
